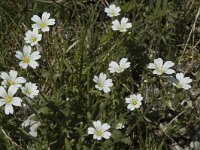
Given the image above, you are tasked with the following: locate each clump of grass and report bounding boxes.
[0,0,199,149]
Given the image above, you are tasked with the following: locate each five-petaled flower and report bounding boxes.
[93,73,113,93]
[15,45,41,69]
[115,122,125,129]
[31,12,55,32]
[87,120,111,140]
[104,4,121,17]
[170,73,192,90]
[109,58,130,73]
[21,114,41,137]
[0,70,26,88]
[112,17,132,32]
[0,86,22,115]
[125,94,143,111]
[24,28,42,46]
[21,82,39,99]
[148,58,175,75]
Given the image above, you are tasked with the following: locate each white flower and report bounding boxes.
[21,114,41,137]
[87,120,111,140]
[0,70,26,88]
[148,58,175,75]
[93,73,113,93]
[31,12,55,32]
[15,45,41,69]
[111,17,132,32]
[104,4,121,17]
[115,122,125,129]
[171,73,192,90]
[24,29,42,46]
[125,94,143,111]
[108,58,130,73]
[21,82,39,99]
[0,86,22,115]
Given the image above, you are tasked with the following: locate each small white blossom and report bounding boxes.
[87,120,111,140]
[125,94,143,111]
[115,122,125,129]
[111,17,132,32]
[0,70,26,88]
[170,73,192,90]
[108,58,130,73]
[93,73,113,93]
[24,29,42,46]
[148,58,175,75]
[15,45,41,69]
[31,12,55,32]
[21,114,41,137]
[0,86,22,115]
[104,4,121,17]
[21,82,39,99]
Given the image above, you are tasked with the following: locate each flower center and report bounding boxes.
[40,22,47,28]
[176,82,183,88]
[31,37,38,43]
[157,66,165,74]
[8,79,16,85]
[26,89,32,95]
[118,25,124,31]
[22,56,31,64]
[131,99,138,106]
[5,96,13,103]
[97,81,104,88]
[117,67,124,72]
[111,10,115,16]
[96,130,103,137]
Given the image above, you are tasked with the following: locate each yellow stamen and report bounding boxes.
[97,82,104,88]
[96,130,103,137]
[22,56,30,64]
[8,80,16,85]
[40,22,47,28]
[5,96,13,103]
[131,99,138,106]
[26,89,32,95]
[31,37,37,43]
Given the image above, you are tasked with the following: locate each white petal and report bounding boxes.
[126,23,132,29]
[93,120,101,129]
[42,12,50,21]
[154,58,163,67]
[15,51,23,60]
[29,61,39,69]
[12,97,22,106]
[32,24,40,29]
[19,61,28,69]
[0,86,7,98]
[163,61,174,69]
[0,72,9,80]
[165,69,175,74]
[23,45,32,55]
[8,86,18,96]
[41,26,50,32]
[0,99,6,106]
[5,104,13,115]
[103,131,111,139]
[31,15,41,23]
[47,19,55,25]
[87,127,95,134]
[15,77,26,84]
[148,63,156,69]
[30,51,41,60]
[9,70,17,80]
[101,123,110,131]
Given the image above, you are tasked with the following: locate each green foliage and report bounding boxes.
[0,0,199,149]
